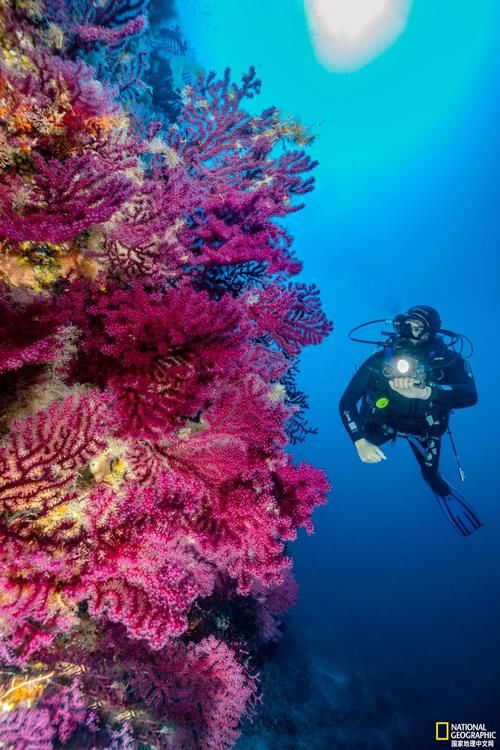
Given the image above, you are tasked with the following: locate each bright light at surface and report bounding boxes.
[316,0,389,41]
[304,0,413,71]
[396,358,410,374]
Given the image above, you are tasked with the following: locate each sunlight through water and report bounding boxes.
[304,0,413,71]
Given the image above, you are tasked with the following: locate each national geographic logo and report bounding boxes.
[435,722,497,747]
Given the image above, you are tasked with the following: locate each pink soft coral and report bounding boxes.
[0,6,331,747]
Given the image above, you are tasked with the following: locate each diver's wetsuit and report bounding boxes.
[339,336,478,498]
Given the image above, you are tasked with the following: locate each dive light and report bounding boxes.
[383,355,427,389]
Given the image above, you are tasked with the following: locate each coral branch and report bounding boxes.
[0,154,137,244]
[0,392,109,519]
[0,9,331,748]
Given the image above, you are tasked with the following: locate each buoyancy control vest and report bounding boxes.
[362,337,452,436]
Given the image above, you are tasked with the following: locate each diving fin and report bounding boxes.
[433,487,482,537]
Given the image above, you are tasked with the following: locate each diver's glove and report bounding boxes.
[388,377,432,400]
[354,438,387,464]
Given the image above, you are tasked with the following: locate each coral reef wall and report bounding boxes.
[0,0,332,746]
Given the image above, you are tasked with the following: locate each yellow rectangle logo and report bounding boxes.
[436,722,450,741]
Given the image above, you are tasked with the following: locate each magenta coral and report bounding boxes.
[0,153,137,244]
[245,282,333,356]
[75,481,218,645]
[38,679,88,743]
[0,3,331,746]
[251,569,299,642]
[123,634,258,750]
[162,66,317,275]
[73,15,146,45]
[0,707,56,749]
[0,677,88,748]
[0,296,61,375]
[67,280,252,439]
[0,392,109,522]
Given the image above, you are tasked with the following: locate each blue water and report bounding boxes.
[178,1,500,746]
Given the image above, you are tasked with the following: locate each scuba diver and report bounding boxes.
[339,305,482,536]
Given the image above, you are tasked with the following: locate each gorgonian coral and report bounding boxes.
[0,0,332,747]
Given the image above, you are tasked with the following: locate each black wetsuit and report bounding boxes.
[339,336,478,498]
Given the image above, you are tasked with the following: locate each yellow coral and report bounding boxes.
[1,47,36,74]
[84,113,124,135]
[0,672,53,712]
[89,443,129,486]
[249,112,315,148]
[0,241,101,290]
[268,383,287,402]
[275,117,315,147]
[33,498,88,538]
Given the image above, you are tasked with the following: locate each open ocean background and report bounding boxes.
[173,1,500,747]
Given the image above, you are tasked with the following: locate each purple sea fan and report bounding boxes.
[0,707,56,749]
[245,282,333,357]
[0,679,88,747]
[38,678,88,743]
[44,0,148,49]
[73,479,218,647]
[168,636,259,750]
[125,634,259,750]
[163,66,318,275]
[0,153,137,244]
[32,52,116,118]
[0,390,110,530]
[179,189,303,275]
[0,390,112,661]
[0,574,77,665]
[0,295,62,376]
[73,15,145,47]
[101,178,191,277]
[67,280,252,440]
[249,569,299,643]
[0,14,332,750]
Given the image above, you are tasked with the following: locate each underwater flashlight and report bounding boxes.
[383,354,427,388]
[396,358,410,374]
